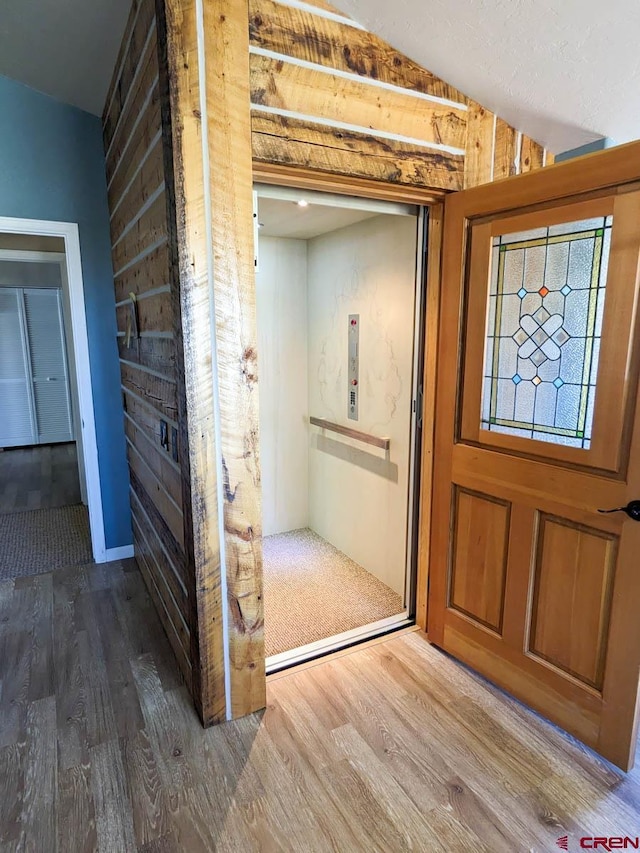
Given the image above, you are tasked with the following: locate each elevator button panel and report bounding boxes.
[348,313,359,421]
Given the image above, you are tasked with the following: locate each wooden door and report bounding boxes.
[429,144,640,771]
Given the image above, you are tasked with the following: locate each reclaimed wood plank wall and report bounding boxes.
[101,0,555,727]
[103,0,265,727]
[102,0,195,695]
[248,0,554,190]
[156,0,265,723]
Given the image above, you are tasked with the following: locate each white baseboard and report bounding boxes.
[101,544,135,563]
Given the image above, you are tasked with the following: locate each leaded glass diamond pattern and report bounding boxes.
[483,217,612,448]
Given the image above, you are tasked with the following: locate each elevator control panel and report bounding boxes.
[348,313,359,421]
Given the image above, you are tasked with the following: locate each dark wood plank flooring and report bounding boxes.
[0,444,81,513]
[0,558,638,852]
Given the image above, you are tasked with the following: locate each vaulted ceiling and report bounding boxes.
[332,0,640,153]
[0,0,130,115]
[0,0,638,153]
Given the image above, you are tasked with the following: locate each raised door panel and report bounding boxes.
[528,514,617,690]
[449,488,510,633]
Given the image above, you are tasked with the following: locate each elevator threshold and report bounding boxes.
[265,612,414,675]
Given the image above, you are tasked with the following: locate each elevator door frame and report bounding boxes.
[253,166,443,673]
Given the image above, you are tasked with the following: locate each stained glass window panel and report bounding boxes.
[481,216,612,449]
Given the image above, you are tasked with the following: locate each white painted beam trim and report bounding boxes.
[105,20,158,161]
[130,507,189,634]
[107,79,160,191]
[103,0,145,121]
[110,129,163,221]
[113,235,167,278]
[122,385,179,431]
[125,438,183,520]
[119,358,177,383]
[250,45,468,111]
[129,485,188,595]
[112,183,166,250]
[123,409,182,476]
[115,283,171,308]
[251,103,466,156]
[272,0,366,30]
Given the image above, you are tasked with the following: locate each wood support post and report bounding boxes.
[157,0,265,724]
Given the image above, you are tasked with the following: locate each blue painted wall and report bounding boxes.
[0,74,131,550]
[555,138,616,162]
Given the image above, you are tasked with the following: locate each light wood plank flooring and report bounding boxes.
[0,558,638,852]
[0,443,81,513]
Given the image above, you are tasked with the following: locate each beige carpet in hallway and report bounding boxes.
[263,527,403,657]
[0,505,92,580]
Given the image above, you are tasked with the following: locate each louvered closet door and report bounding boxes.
[0,288,36,447]
[23,289,73,444]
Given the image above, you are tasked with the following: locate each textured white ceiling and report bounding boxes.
[332,0,640,153]
[257,197,379,239]
[0,0,131,115]
[1,0,638,149]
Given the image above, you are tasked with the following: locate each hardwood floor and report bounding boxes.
[0,443,81,513]
[0,558,638,852]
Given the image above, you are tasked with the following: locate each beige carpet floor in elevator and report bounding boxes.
[263,527,403,657]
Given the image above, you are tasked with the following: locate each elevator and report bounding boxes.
[254,185,426,670]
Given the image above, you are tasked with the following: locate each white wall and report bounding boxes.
[307,214,417,596]
[256,237,309,536]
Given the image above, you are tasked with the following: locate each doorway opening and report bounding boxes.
[0,219,107,577]
[254,185,426,670]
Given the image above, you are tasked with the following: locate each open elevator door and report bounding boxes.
[428,143,640,771]
[253,184,429,670]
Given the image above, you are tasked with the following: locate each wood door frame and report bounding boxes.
[253,163,443,636]
[0,222,130,563]
[0,249,86,499]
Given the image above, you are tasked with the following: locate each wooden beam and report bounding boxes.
[252,162,447,203]
[520,136,545,173]
[104,37,160,167]
[120,360,177,422]
[111,193,167,277]
[117,333,175,377]
[202,0,265,720]
[103,0,157,151]
[249,0,467,105]
[157,0,265,724]
[106,95,161,192]
[113,240,169,303]
[464,101,496,189]
[251,111,463,191]
[156,0,225,725]
[124,414,183,509]
[250,53,467,152]
[115,289,173,336]
[493,119,518,181]
[109,138,165,244]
